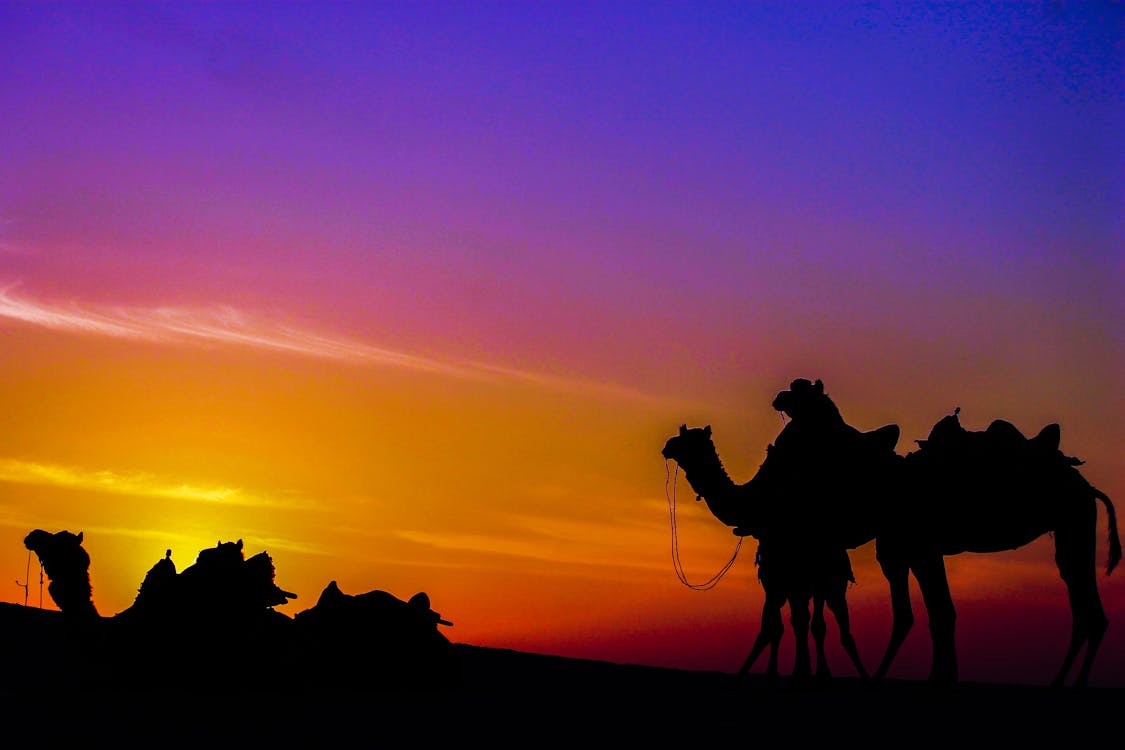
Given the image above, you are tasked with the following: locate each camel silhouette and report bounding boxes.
[293,580,457,689]
[19,530,456,690]
[662,379,1120,688]
[118,538,297,622]
[23,529,99,621]
[667,422,870,682]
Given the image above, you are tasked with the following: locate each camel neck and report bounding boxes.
[679,447,744,528]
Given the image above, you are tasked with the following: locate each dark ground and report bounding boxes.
[0,602,1119,747]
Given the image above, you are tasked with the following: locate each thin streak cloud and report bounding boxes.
[0,283,670,403]
[395,524,671,574]
[0,457,307,509]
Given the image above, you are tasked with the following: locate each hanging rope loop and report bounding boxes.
[665,460,741,590]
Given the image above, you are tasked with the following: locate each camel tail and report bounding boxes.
[1094,488,1121,576]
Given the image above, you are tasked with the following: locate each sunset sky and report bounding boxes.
[2,2,1122,687]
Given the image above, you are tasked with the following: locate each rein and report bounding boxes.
[665,460,742,591]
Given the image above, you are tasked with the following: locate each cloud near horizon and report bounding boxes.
[0,282,669,404]
[0,456,309,510]
[395,513,677,575]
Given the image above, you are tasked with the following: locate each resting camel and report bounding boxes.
[23,529,99,621]
[19,529,456,689]
[662,379,1120,688]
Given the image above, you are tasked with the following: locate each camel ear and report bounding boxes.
[814,379,824,392]
[237,539,243,549]
[704,425,711,437]
[77,532,83,542]
[679,424,687,435]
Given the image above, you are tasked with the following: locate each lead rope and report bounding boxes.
[666,460,741,590]
[15,550,30,607]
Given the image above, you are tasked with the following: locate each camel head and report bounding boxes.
[24,529,85,559]
[771,378,842,423]
[23,529,96,616]
[661,424,712,466]
[662,424,773,531]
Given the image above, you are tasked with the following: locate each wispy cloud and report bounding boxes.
[395,516,673,574]
[0,282,667,403]
[0,457,307,509]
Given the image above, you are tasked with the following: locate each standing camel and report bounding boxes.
[665,419,882,681]
[661,379,1120,688]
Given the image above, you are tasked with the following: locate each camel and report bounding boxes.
[662,379,1121,688]
[23,529,99,621]
[293,581,457,688]
[19,529,457,690]
[664,423,877,682]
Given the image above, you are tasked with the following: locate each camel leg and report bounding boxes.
[811,594,831,680]
[741,589,786,679]
[873,555,914,681]
[826,587,868,679]
[912,556,958,684]
[765,618,782,679]
[1052,523,1107,689]
[789,595,812,681]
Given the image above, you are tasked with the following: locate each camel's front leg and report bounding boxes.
[873,555,914,681]
[789,595,812,681]
[825,588,868,679]
[741,589,786,680]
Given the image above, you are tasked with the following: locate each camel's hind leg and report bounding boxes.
[741,589,786,679]
[873,554,914,680]
[1052,521,1108,689]
[825,587,868,679]
[789,594,812,681]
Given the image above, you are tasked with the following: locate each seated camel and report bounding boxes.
[23,529,99,621]
[293,581,456,688]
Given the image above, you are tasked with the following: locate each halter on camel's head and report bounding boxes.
[24,529,89,571]
[772,378,845,425]
[660,424,714,467]
[23,528,97,617]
